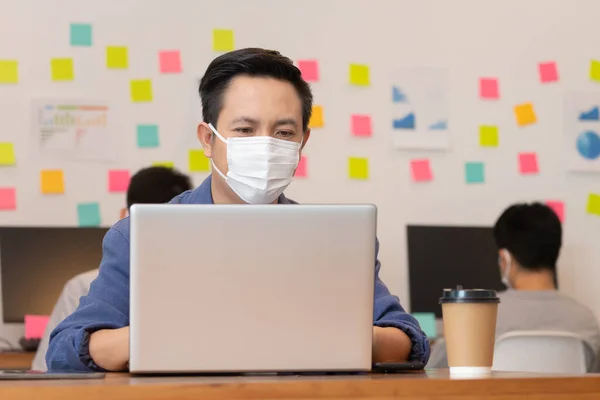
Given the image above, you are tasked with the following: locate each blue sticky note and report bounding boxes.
[579,106,599,121]
[137,124,159,148]
[77,202,101,227]
[412,312,437,338]
[465,162,485,184]
[392,113,415,129]
[70,23,92,46]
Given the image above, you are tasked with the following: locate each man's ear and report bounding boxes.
[197,122,214,158]
[300,129,311,151]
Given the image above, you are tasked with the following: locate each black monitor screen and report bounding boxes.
[0,227,108,323]
[407,225,505,318]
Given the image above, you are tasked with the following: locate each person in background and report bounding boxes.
[46,48,430,372]
[428,202,600,370]
[31,166,193,371]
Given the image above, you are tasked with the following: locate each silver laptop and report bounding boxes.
[129,204,376,374]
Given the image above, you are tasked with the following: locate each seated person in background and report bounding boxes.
[46,48,430,372]
[31,166,193,371]
[428,202,600,370]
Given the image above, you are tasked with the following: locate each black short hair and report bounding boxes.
[199,48,313,132]
[493,203,562,272]
[126,166,193,209]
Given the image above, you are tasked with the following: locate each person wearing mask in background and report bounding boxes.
[46,48,430,372]
[31,166,193,371]
[428,202,600,370]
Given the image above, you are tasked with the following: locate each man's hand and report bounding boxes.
[372,326,412,363]
[89,326,130,371]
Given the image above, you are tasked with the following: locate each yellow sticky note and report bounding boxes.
[348,157,369,180]
[152,161,174,169]
[349,64,370,86]
[514,103,536,126]
[51,58,74,81]
[106,46,128,69]
[130,79,153,102]
[587,193,600,216]
[0,143,16,165]
[189,149,210,172]
[213,29,234,52]
[479,125,499,147]
[0,60,18,84]
[309,105,324,128]
[40,170,65,194]
[590,60,600,82]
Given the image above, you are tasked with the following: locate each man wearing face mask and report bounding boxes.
[428,202,600,370]
[46,48,430,372]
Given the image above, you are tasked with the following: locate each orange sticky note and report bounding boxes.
[480,78,499,99]
[297,60,319,82]
[518,152,539,174]
[309,105,324,128]
[295,155,308,178]
[0,188,16,210]
[351,114,372,137]
[130,79,153,102]
[411,159,433,182]
[514,103,537,126]
[108,169,130,192]
[546,200,565,222]
[189,149,210,172]
[40,170,65,194]
[25,315,50,339]
[159,50,182,73]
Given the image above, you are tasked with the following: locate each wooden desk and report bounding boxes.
[2,369,600,400]
[0,352,34,370]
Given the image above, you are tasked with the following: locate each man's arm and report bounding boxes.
[46,224,131,372]
[372,239,430,364]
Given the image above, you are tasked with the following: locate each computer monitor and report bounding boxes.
[0,226,108,323]
[407,225,505,318]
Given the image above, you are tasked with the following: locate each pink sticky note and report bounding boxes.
[546,200,565,222]
[297,60,319,82]
[108,169,130,192]
[295,155,308,178]
[519,152,539,174]
[24,315,50,339]
[410,159,433,182]
[351,114,372,137]
[0,188,16,210]
[480,78,499,99]
[539,61,558,83]
[159,50,182,74]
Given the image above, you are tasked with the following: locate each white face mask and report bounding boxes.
[207,123,301,204]
[500,250,512,289]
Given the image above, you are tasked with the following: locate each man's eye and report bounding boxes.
[235,127,253,134]
[277,131,294,138]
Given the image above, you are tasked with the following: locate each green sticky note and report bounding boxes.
[0,60,18,83]
[465,162,485,184]
[348,157,369,180]
[412,312,437,338]
[130,79,153,102]
[349,64,370,86]
[213,29,234,52]
[70,23,92,46]
[51,58,74,81]
[189,149,210,172]
[587,193,600,216]
[591,60,600,82]
[106,46,128,68]
[137,124,159,148]
[77,202,101,227]
[479,125,499,147]
[152,161,174,169]
[0,143,16,165]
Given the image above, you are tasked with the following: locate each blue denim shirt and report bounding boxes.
[46,175,430,371]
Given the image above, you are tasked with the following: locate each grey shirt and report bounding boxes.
[428,290,600,370]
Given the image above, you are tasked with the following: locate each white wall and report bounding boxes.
[1,0,599,347]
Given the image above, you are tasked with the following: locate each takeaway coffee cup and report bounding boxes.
[439,286,500,376]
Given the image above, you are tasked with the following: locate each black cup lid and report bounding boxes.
[439,286,500,304]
